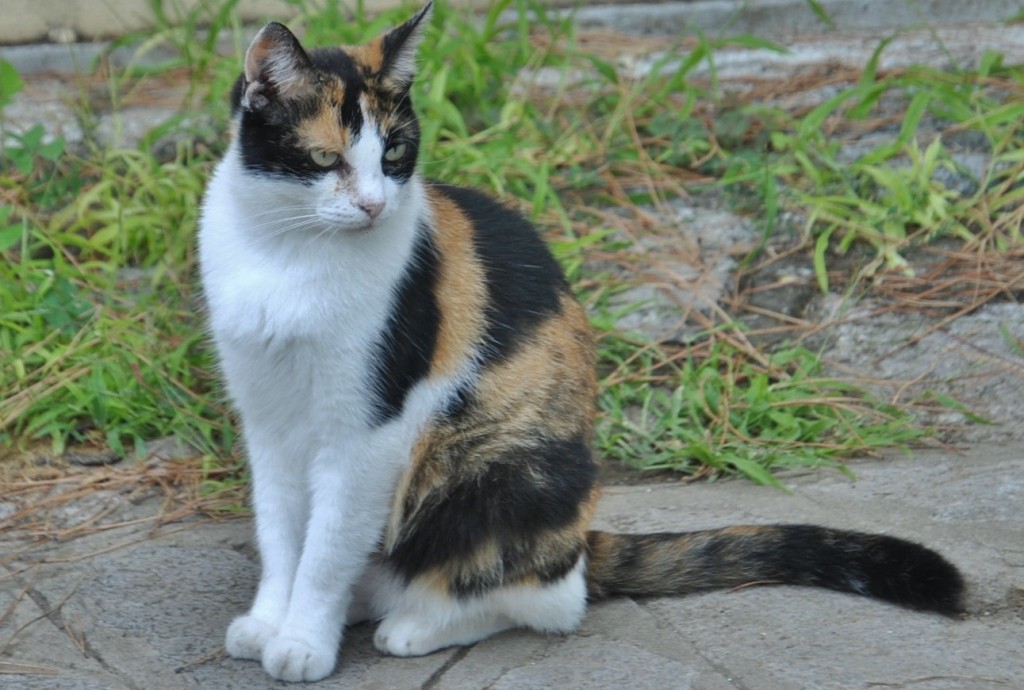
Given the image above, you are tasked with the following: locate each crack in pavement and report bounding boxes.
[421,645,473,689]
[14,568,142,690]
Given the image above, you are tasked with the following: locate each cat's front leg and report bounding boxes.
[261,444,397,682]
[225,614,278,661]
[227,436,309,660]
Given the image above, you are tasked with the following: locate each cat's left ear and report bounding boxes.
[376,1,433,89]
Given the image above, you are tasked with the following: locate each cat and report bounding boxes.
[198,2,964,682]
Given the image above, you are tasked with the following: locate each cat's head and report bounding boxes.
[230,3,432,233]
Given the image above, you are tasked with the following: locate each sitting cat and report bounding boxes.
[198,3,963,682]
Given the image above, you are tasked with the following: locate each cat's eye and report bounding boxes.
[383,143,407,163]
[310,150,340,168]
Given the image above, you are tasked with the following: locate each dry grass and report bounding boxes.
[0,449,245,545]
[869,247,1024,314]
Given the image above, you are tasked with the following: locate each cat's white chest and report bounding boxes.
[198,146,425,426]
[206,245,359,345]
[204,252,383,428]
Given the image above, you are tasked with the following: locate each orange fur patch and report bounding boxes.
[346,38,385,74]
[425,188,488,379]
[474,294,596,440]
[295,83,350,153]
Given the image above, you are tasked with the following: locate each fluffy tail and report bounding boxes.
[585,525,964,615]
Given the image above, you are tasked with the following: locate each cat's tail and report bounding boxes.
[585,525,965,615]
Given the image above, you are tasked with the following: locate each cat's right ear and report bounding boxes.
[241,22,316,110]
[376,1,433,90]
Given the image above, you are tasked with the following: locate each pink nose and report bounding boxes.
[360,200,384,220]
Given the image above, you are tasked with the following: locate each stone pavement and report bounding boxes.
[2,446,1022,689]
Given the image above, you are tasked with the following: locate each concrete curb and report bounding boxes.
[3,0,1022,76]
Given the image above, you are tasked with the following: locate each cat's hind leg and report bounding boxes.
[374,558,588,657]
[373,589,514,657]
[346,561,404,626]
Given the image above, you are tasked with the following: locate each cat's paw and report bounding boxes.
[262,634,338,682]
[374,616,444,657]
[225,614,278,660]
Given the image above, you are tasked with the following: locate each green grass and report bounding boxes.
[720,45,1024,284]
[2,0,1022,487]
[596,334,931,487]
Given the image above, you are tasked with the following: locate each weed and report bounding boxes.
[0,59,23,109]
[726,50,1024,287]
[595,330,922,487]
[2,1,1019,490]
[1,92,224,457]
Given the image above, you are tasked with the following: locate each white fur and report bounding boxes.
[373,557,588,657]
[201,112,463,680]
[200,100,590,682]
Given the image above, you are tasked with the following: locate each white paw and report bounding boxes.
[262,634,338,682]
[374,616,443,657]
[225,614,278,660]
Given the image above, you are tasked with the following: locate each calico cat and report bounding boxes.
[198,3,964,682]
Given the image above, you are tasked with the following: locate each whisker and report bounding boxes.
[300,224,338,251]
[245,219,326,246]
[246,214,322,231]
[257,219,323,236]
[245,205,320,214]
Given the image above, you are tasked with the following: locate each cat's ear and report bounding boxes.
[377,1,433,89]
[242,22,317,110]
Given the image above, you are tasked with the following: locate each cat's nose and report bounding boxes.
[359,200,384,220]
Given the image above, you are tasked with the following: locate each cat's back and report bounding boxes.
[420,182,593,375]
[383,183,600,595]
[414,181,597,429]
[372,180,597,426]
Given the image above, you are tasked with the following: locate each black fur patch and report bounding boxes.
[309,50,366,133]
[433,185,568,364]
[230,73,245,113]
[308,49,363,91]
[368,225,441,424]
[587,525,965,615]
[236,94,328,183]
[386,435,597,596]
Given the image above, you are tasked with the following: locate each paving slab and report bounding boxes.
[0,563,130,690]
[2,446,1021,689]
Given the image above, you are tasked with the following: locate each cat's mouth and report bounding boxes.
[347,216,380,234]
[315,212,379,236]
